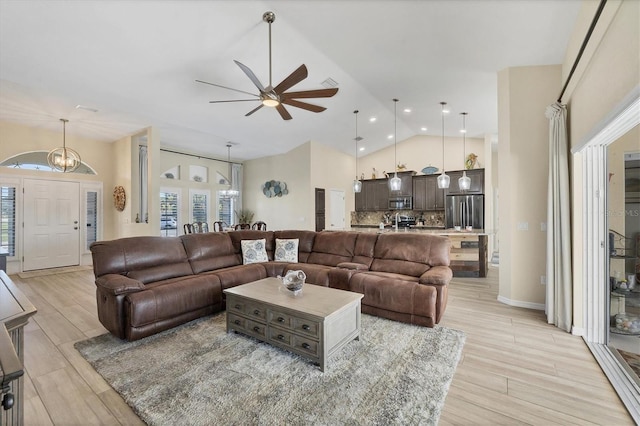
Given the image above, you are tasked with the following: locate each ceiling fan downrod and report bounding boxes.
[263,11,275,88]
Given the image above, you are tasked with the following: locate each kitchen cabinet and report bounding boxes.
[446,168,485,195]
[389,171,416,197]
[355,178,389,212]
[412,175,445,211]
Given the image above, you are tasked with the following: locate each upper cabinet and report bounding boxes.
[355,178,390,211]
[446,168,485,195]
[413,175,445,211]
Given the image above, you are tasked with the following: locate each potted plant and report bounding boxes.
[235,209,254,224]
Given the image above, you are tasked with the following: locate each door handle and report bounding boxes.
[74,220,78,224]
[74,227,78,230]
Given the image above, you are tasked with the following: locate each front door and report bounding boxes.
[23,179,80,271]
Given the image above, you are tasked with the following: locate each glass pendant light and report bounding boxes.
[221,143,239,197]
[353,110,362,193]
[388,98,402,192]
[47,118,81,173]
[437,102,450,189]
[458,112,471,191]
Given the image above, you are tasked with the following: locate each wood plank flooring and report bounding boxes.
[10,267,633,425]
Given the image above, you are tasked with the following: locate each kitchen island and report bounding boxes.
[348,226,489,278]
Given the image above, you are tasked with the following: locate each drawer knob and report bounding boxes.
[277,334,285,340]
[234,319,241,325]
[253,309,260,315]
[302,324,310,331]
[253,326,260,332]
[277,317,285,323]
[301,342,310,350]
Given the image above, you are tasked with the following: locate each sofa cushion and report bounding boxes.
[241,239,269,264]
[90,236,193,283]
[275,238,299,262]
[181,232,240,274]
[307,231,358,266]
[352,232,378,268]
[369,233,451,277]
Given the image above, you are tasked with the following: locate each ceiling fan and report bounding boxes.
[196,11,338,121]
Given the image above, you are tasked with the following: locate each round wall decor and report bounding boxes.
[262,180,288,198]
[113,185,126,211]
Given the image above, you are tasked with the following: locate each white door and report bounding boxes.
[23,179,80,271]
[329,189,345,230]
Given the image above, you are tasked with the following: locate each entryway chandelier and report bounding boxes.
[47,118,81,173]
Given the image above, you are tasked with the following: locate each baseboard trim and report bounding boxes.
[496,295,545,311]
[571,326,585,336]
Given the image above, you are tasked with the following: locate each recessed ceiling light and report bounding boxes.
[369,117,377,123]
[403,108,412,113]
[421,127,427,131]
[359,147,365,151]
[387,134,394,139]
[460,129,467,133]
[442,108,450,114]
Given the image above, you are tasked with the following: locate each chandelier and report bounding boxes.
[220,143,239,197]
[47,118,81,173]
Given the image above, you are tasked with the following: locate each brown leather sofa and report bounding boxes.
[90,230,452,341]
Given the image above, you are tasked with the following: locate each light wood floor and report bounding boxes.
[10,266,634,425]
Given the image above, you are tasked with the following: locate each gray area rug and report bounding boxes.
[75,313,465,425]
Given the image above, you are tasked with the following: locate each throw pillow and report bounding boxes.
[275,238,299,263]
[241,239,268,264]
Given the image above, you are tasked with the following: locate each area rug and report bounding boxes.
[75,313,465,425]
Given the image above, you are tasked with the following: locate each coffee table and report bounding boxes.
[223,277,363,371]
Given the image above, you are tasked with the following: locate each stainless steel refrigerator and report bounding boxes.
[445,194,485,229]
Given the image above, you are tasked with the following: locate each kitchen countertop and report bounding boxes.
[347,226,489,236]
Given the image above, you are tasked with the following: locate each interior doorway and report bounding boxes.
[23,179,80,271]
[329,189,345,230]
[315,188,325,232]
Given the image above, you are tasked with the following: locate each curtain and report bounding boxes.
[545,102,573,332]
[139,145,148,222]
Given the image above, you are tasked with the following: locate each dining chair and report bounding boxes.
[192,222,208,233]
[252,221,267,231]
[212,221,225,232]
[183,223,195,234]
[234,223,251,230]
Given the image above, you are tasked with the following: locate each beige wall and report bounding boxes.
[497,65,562,308]
[563,0,639,331]
[357,134,485,179]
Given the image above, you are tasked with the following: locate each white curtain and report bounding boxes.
[545,102,573,332]
[139,145,148,222]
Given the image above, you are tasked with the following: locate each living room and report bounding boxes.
[0,0,639,424]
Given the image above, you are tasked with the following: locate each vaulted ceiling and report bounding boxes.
[0,0,581,161]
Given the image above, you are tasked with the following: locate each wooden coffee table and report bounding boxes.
[223,277,363,371]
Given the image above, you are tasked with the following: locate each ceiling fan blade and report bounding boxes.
[282,88,339,99]
[273,64,308,95]
[209,99,260,103]
[195,80,258,98]
[234,60,266,92]
[275,104,293,120]
[245,104,264,117]
[282,98,326,113]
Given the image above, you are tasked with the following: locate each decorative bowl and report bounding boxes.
[279,270,306,294]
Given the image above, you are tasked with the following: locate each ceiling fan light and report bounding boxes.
[262,98,280,107]
[459,171,471,191]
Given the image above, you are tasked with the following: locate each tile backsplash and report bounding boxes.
[351,210,445,227]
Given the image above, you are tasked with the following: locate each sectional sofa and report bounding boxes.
[90,230,452,341]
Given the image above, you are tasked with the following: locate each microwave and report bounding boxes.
[389,196,412,210]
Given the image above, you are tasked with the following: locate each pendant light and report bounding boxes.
[458,112,471,191]
[221,143,239,197]
[437,102,450,189]
[388,98,402,192]
[352,110,362,193]
[47,118,81,173]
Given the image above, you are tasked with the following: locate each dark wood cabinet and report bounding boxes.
[389,171,415,197]
[355,178,389,212]
[445,168,485,195]
[412,175,445,211]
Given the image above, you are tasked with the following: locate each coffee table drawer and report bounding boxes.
[293,317,319,338]
[293,335,319,357]
[228,298,267,321]
[245,319,266,338]
[228,312,247,331]
[269,310,293,328]
[268,328,292,346]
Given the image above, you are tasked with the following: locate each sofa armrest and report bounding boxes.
[336,262,369,271]
[95,274,145,295]
[419,266,453,286]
